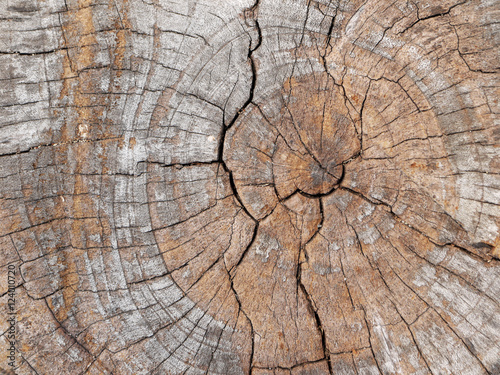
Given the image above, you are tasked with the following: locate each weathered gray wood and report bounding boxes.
[0,0,499,374]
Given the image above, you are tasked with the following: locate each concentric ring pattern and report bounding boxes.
[0,0,499,374]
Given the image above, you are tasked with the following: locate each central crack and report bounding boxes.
[219,40,362,369]
[223,72,360,219]
[214,3,363,371]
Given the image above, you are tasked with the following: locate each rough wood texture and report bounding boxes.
[0,0,499,374]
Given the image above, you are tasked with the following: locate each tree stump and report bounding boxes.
[0,0,499,374]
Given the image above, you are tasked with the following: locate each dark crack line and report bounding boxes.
[148,291,226,374]
[361,312,385,375]
[230,219,259,277]
[398,1,467,35]
[203,321,228,375]
[0,136,122,159]
[225,169,258,223]
[223,261,255,375]
[276,164,345,202]
[297,239,333,374]
[251,358,329,372]
[210,4,262,372]
[388,298,435,375]
[216,0,262,222]
[339,185,497,264]
[450,22,498,75]
[302,198,325,258]
[40,294,97,365]
[217,1,262,163]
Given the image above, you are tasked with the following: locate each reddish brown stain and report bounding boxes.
[129,137,136,149]
[46,0,130,322]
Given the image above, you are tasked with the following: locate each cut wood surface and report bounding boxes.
[0,0,499,374]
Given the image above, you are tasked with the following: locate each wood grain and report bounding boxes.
[0,0,499,374]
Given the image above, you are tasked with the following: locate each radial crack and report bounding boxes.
[297,254,333,374]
